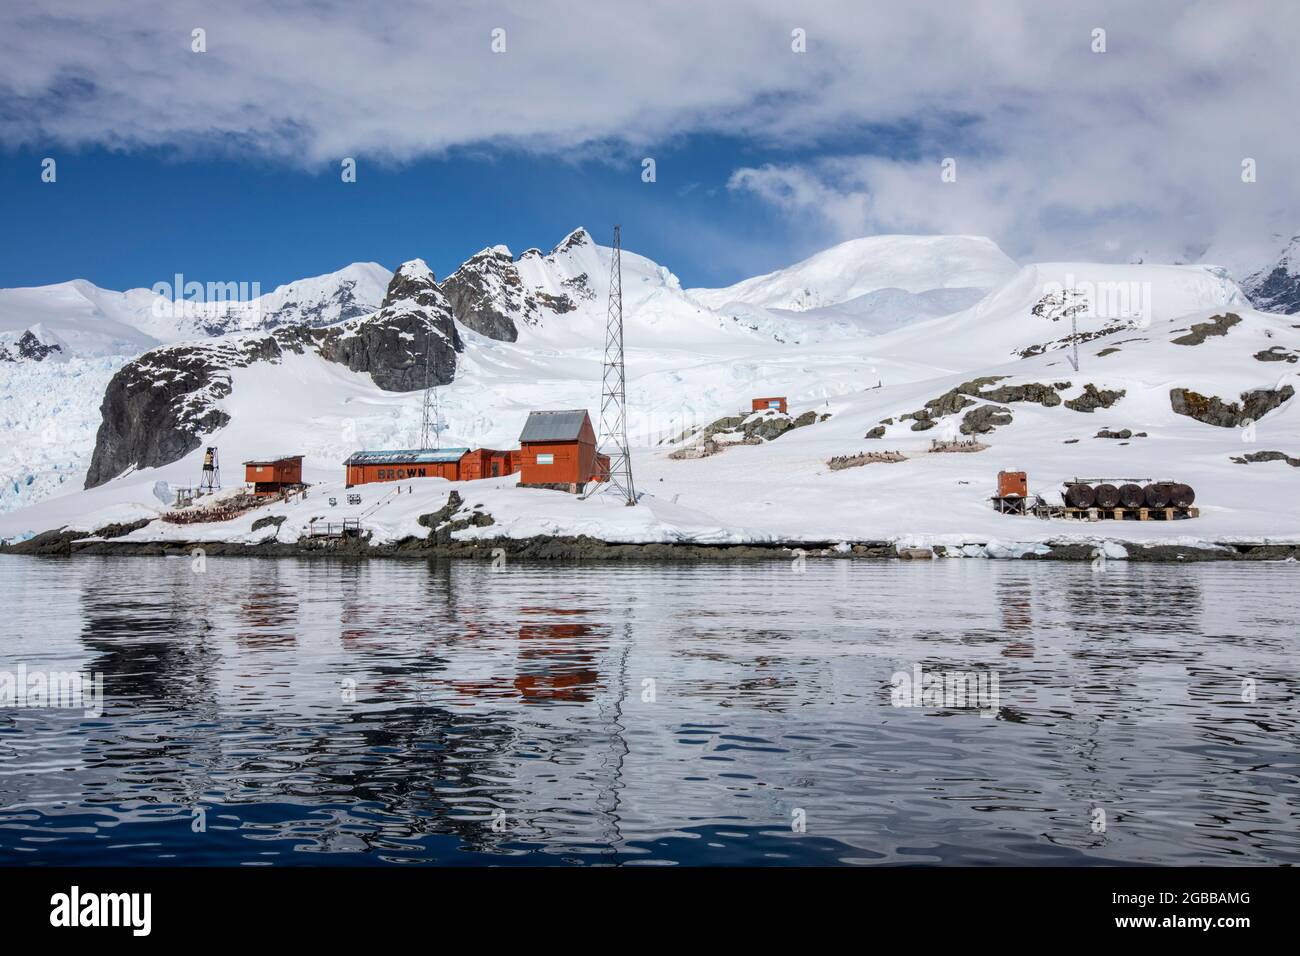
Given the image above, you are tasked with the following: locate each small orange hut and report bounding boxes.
[244,455,304,496]
[459,448,517,481]
[752,396,788,414]
[518,410,605,491]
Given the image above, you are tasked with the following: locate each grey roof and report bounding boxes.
[344,447,469,466]
[519,409,591,443]
[243,454,304,466]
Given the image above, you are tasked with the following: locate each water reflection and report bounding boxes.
[0,555,1294,866]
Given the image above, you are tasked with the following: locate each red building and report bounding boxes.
[344,446,522,486]
[752,396,788,414]
[459,448,516,481]
[344,448,469,486]
[243,455,304,496]
[518,409,606,492]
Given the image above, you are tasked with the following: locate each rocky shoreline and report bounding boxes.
[4,528,1298,563]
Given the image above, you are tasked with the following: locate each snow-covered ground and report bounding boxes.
[1,232,1297,551]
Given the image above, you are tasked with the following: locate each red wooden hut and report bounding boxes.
[751,396,788,414]
[243,455,304,496]
[460,448,517,481]
[518,410,604,492]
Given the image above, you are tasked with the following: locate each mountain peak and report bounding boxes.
[551,227,592,256]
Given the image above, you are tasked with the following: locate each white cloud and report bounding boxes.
[3,1,1299,269]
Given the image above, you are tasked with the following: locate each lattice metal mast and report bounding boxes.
[593,225,637,505]
[418,331,444,450]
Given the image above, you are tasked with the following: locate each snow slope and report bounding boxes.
[2,232,1296,550]
[688,235,1017,312]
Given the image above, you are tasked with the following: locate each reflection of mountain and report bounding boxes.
[2,557,1289,866]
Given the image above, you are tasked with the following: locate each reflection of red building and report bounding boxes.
[243,455,304,496]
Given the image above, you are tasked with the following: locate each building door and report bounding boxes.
[491,463,499,476]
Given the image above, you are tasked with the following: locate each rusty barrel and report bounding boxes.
[1094,483,1121,509]
[1118,483,1145,508]
[1167,483,1196,508]
[1143,482,1171,508]
[1065,483,1096,508]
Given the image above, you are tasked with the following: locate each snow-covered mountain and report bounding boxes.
[1242,235,1300,314]
[0,262,391,360]
[2,229,1297,553]
[688,235,1018,312]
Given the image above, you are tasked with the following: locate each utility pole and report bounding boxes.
[590,224,637,505]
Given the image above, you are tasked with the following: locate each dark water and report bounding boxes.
[0,554,1296,866]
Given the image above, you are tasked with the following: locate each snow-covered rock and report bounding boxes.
[1242,235,1300,314]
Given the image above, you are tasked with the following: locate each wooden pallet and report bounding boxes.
[1060,506,1199,521]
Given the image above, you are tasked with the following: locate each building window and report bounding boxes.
[536,453,554,465]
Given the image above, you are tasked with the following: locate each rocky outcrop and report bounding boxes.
[1243,236,1300,314]
[0,330,63,362]
[960,404,1013,434]
[1170,312,1241,345]
[1064,384,1125,412]
[1169,385,1295,428]
[1254,346,1298,363]
[1230,450,1300,467]
[85,260,462,488]
[439,240,584,343]
[900,377,1062,432]
[313,260,461,391]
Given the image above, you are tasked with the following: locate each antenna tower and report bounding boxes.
[590,224,636,505]
[418,332,446,449]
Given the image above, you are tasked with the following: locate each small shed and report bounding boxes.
[244,455,304,496]
[518,409,601,491]
[344,448,470,487]
[460,448,517,481]
[752,396,788,414]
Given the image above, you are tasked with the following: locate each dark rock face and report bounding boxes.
[864,426,886,439]
[84,329,313,488]
[311,260,462,392]
[0,330,63,362]
[440,249,523,342]
[1064,384,1126,412]
[960,405,1013,434]
[1169,385,1295,427]
[439,245,579,342]
[1170,312,1241,345]
[85,260,463,488]
[1243,237,1300,314]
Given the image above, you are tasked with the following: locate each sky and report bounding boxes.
[2,0,1298,293]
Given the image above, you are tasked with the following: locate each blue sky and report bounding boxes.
[0,138,806,291]
[2,1,1298,291]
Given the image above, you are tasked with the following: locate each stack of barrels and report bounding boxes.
[1064,480,1195,510]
